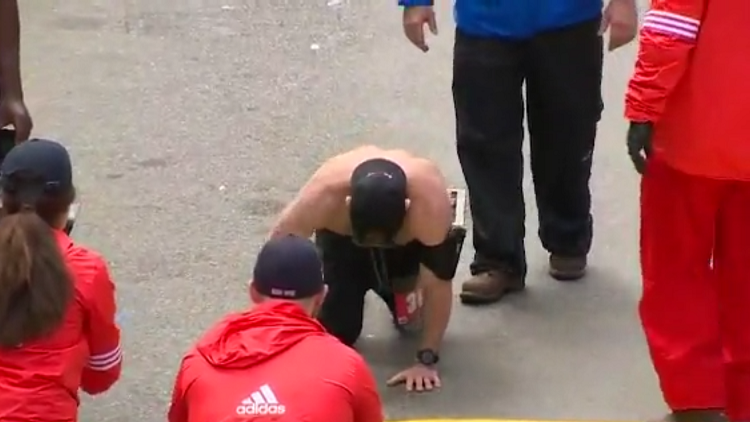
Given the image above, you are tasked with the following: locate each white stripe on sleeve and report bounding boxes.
[643,10,700,40]
[88,344,122,371]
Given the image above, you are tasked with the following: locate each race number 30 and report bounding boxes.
[394,289,423,326]
[405,290,423,314]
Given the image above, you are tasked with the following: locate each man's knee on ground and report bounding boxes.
[317,312,361,346]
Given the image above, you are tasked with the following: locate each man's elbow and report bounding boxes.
[419,265,453,288]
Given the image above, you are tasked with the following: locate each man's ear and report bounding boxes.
[314,285,328,305]
[320,284,329,302]
[311,285,328,316]
[249,282,263,305]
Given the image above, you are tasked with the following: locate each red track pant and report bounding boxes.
[640,159,750,420]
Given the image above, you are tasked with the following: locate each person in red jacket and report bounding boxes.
[625,0,750,420]
[168,234,383,422]
[0,139,122,422]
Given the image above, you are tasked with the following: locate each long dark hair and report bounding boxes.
[0,177,76,348]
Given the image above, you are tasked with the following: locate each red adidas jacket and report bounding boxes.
[0,230,122,422]
[168,301,383,422]
[625,0,750,180]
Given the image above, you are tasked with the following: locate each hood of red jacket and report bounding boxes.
[196,301,327,369]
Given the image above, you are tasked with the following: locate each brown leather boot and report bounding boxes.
[548,254,587,281]
[649,409,729,422]
[459,270,524,305]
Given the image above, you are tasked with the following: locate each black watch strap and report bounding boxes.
[416,349,439,366]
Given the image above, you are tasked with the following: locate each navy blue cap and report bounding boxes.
[253,235,324,299]
[0,139,73,202]
[349,158,408,241]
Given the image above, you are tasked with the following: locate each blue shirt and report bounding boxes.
[399,0,602,39]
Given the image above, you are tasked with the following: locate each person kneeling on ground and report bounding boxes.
[269,145,463,392]
[0,139,122,421]
[168,235,383,422]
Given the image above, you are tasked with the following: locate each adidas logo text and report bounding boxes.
[236,403,286,415]
[236,384,286,416]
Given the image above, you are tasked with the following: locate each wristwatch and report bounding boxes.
[416,349,440,366]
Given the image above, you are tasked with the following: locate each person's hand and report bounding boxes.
[403,6,437,52]
[387,363,440,392]
[0,96,32,142]
[600,0,638,51]
[627,122,653,174]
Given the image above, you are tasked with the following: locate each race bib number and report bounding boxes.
[393,289,423,326]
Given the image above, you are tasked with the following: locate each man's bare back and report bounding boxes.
[271,145,452,247]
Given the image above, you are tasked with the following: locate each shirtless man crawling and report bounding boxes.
[269,145,465,392]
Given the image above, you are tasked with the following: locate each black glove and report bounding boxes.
[627,121,653,174]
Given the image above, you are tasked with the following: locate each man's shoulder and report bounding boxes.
[406,163,453,244]
[409,155,441,172]
[308,155,351,194]
[406,157,446,191]
[406,160,450,209]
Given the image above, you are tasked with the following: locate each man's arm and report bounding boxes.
[0,0,23,97]
[268,175,332,239]
[625,0,706,123]
[413,168,456,352]
[417,263,453,351]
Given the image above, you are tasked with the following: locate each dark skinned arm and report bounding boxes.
[0,0,23,98]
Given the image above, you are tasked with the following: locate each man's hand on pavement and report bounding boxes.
[600,0,638,51]
[0,96,32,142]
[387,363,441,392]
[627,122,653,174]
[403,6,437,52]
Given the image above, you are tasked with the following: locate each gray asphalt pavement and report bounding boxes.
[21,0,663,420]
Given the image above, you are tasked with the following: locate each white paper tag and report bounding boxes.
[448,188,466,227]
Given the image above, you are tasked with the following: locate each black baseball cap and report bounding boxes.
[253,235,324,299]
[349,158,408,243]
[0,139,73,202]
